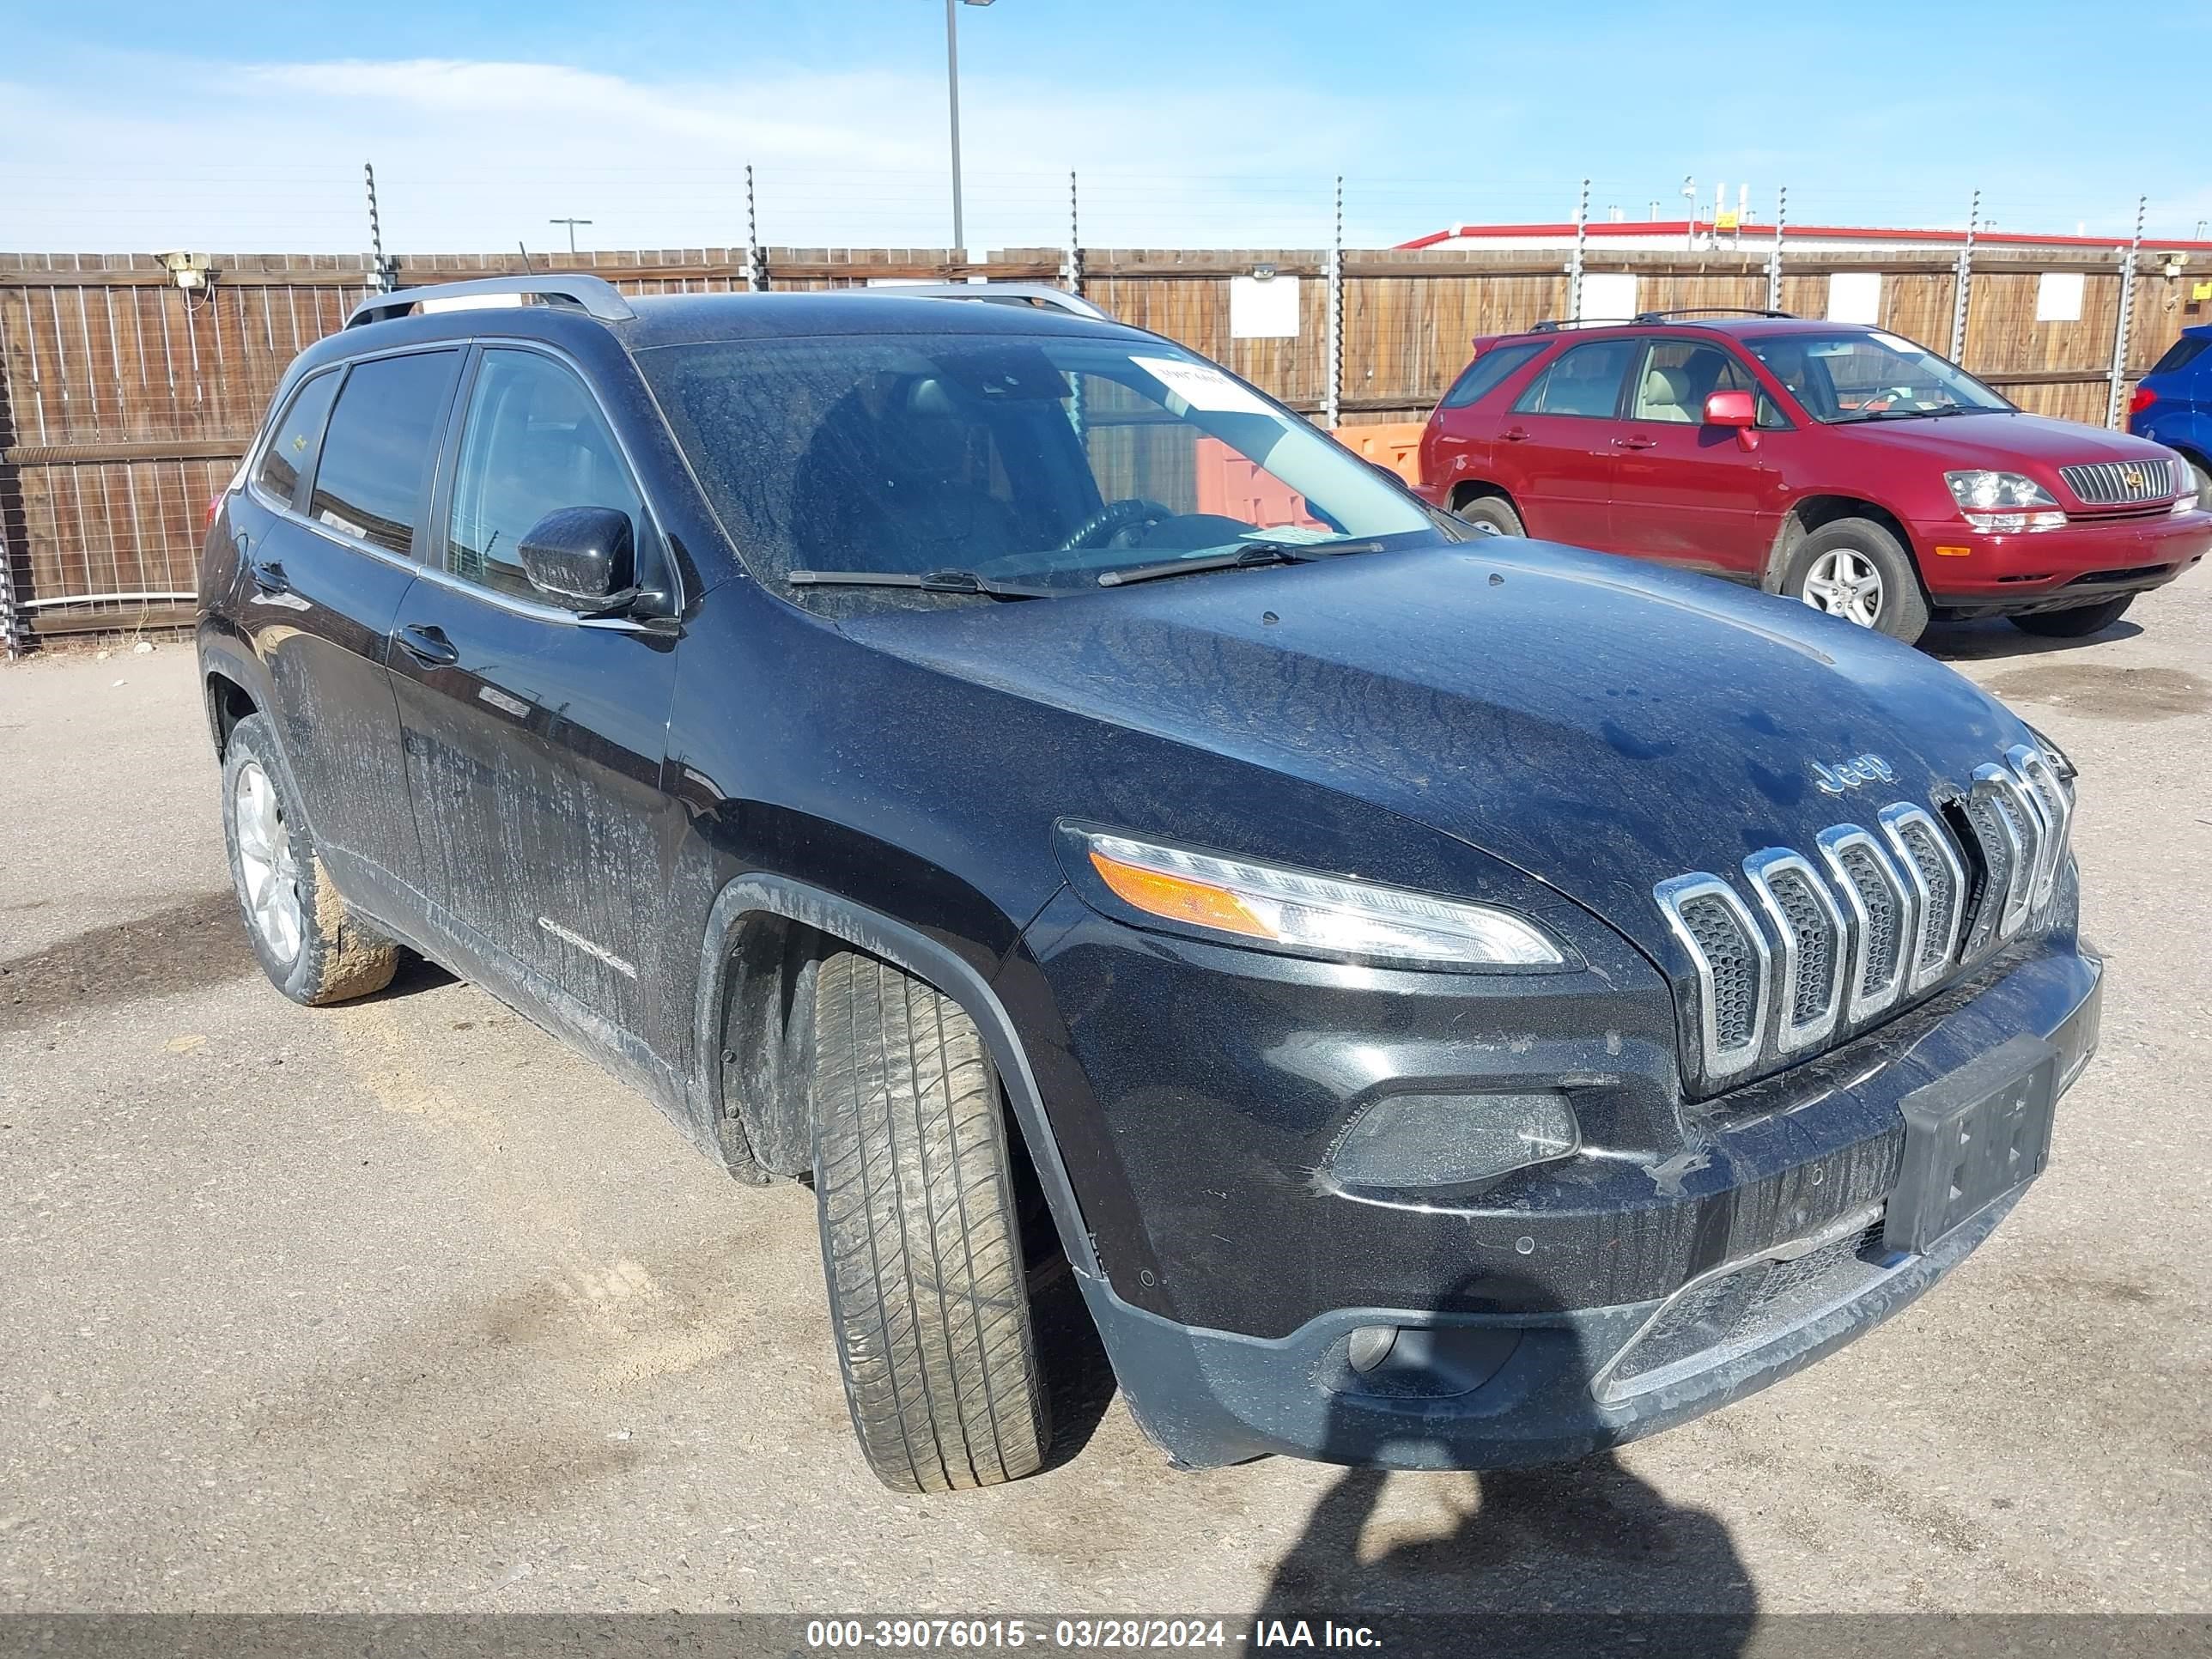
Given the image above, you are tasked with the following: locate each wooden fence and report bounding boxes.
[2,240,2201,647]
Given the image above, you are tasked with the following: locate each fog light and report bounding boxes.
[1327,1091,1579,1191]
[1346,1325,1397,1373]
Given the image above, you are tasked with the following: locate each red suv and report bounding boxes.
[1415,312,2212,642]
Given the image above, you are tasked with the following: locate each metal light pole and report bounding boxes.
[550,217,592,256]
[945,0,995,256]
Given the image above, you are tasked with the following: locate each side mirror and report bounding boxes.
[1703,389,1758,428]
[517,507,636,610]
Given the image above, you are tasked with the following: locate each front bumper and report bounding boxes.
[1017,891,2101,1468]
[1911,506,2212,614]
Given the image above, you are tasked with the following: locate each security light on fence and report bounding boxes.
[159,251,211,291]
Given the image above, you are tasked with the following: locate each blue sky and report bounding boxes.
[4,0,2207,254]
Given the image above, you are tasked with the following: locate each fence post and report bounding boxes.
[0,535,17,659]
[1568,178,1589,321]
[1062,171,1083,297]
[1765,185,1787,313]
[363,161,394,293]
[1324,175,1343,430]
[745,164,768,292]
[1948,189,1979,363]
[2106,196,2147,429]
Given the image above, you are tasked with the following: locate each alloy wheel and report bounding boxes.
[1801,548,1885,628]
[234,760,304,963]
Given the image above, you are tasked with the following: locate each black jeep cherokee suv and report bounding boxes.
[198,274,2101,1492]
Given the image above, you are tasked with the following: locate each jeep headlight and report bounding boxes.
[1946,470,2066,532]
[1070,830,1567,969]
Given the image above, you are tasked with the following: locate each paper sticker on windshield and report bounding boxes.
[1133,356,1275,416]
[1241,525,1332,544]
[1869,332,1920,355]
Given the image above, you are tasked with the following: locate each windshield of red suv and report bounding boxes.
[1744,330,2013,423]
[639,333,1437,607]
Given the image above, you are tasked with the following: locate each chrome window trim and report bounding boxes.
[1741,848,1845,1053]
[1653,872,1769,1083]
[1970,764,2042,943]
[1814,824,1911,1024]
[2007,742,2072,914]
[1876,802,1966,994]
[235,338,673,635]
[441,337,682,617]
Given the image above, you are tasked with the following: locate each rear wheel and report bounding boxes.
[2010,595,2136,638]
[810,950,1050,1492]
[1452,492,1525,538]
[220,714,401,1006]
[1781,518,1929,644]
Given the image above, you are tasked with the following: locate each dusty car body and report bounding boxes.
[198,276,2100,1487]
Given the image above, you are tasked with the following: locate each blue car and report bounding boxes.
[2131,325,2212,495]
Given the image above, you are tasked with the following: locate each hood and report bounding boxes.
[837,542,2033,959]
[1835,409,2176,480]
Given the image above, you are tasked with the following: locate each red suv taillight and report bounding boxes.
[204,492,224,532]
[2130,385,2159,417]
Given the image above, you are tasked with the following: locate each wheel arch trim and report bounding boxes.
[691,872,1102,1280]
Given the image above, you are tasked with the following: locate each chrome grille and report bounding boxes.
[1680,898,1759,1049]
[2008,742,2073,914]
[1879,805,1966,993]
[1745,851,1844,1051]
[1656,754,2071,1094]
[1655,876,1769,1080]
[2058,456,2182,506]
[1817,825,1910,1020]
[1966,765,2043,947]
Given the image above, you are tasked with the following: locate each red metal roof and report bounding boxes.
[1396,221,2212,252]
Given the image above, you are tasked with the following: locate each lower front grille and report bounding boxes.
[1595,1212,1898,1402]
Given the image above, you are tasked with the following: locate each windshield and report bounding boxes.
[636,332,1437,607]
[1744,330,2013,423]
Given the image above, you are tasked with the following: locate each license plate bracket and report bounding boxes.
[1884,1032,2059,1255]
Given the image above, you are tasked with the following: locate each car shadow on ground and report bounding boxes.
[1249,1273,1758,1655]
[369,949,460,1002]
[1921,617,2143,663]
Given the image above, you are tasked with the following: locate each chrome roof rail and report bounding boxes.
[346,275,637,329]
[873,282,1113,321]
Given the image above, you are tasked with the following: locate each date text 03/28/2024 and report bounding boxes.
[801,1619,1380,1649]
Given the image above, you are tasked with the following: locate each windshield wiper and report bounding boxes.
[1830,404,1984,424]
[786,568,1051,600]
[1097,538,1384,588]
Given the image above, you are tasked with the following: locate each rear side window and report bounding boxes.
[446,349,647,602]
[1511,339,1638,418]
[2149,335,2209,375]
[307,350,459,557]
[254,371,340,507]
[1438,341,1546,410]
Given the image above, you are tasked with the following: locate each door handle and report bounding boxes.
[396,623,459,667]
[1500,426,1532,442]
[1613,435,1659,450]
[249,558,289,593]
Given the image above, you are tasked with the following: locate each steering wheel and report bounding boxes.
[1856,386,1917,415]
[1058,498,1176,552]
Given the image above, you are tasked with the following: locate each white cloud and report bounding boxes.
[0,52,1395,255]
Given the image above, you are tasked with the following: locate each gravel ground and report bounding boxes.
[1,590,2207,1620]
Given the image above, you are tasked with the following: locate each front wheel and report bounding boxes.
[1780,518,1929,644]
[2010,595,2135,638]
[810,950,1051,1492]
